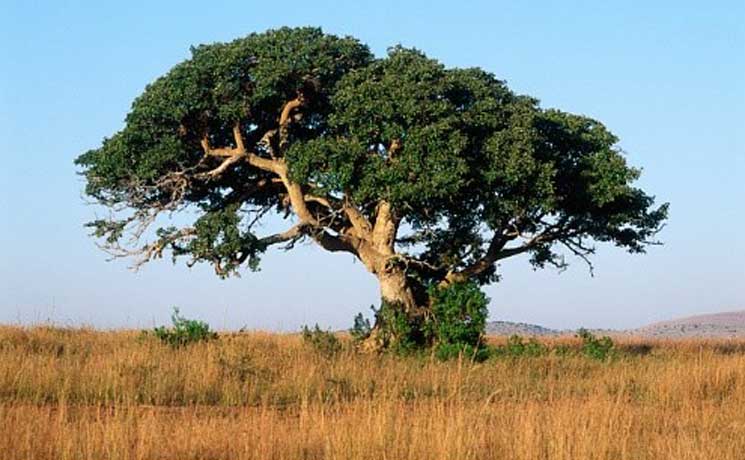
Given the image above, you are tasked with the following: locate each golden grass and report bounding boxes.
[1,325,744,459]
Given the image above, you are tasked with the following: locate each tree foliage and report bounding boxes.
[76,27,667,322]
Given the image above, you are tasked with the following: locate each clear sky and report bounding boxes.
[1,0,743,331]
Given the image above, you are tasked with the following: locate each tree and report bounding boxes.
[76,27,668,349]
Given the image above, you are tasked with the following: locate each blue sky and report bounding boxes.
[0,1,743,330]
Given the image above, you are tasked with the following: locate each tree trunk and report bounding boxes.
[361,268,429,352]
[379,269,419,312]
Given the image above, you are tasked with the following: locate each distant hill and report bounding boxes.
[631,310,745,338]
[485,321,560,336]
[485,310,745,338]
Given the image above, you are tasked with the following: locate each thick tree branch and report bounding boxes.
[444,232,514,284]
[197,153,245,179]
[190,110,375,264]
[371,201,398,254]
[444,216,576,284]
[278,97,303,151]
[279,97,303,126]
[304,193,334,209]
[259,223,308,248]
[343,196,373,239]
[258,128,278,159]
[313,230,360,253]
[199,123,283,177]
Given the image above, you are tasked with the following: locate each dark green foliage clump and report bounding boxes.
[375,301,429,355]
[428,281,490,360]
[367,282,490,359]
[428,282,489,346]
[151,307,217,347]
[577,328,615,360]
[301,324,342,357]
[484,331,614,361]
[493,335,549,357]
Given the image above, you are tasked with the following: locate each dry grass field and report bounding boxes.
[1,325,744,460]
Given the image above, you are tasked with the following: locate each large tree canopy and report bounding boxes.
[76,27,667,347]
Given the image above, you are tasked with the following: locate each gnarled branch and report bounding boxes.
[259,223,308,248]
[371,201,399,255]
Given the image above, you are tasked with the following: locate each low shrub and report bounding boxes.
[370,301,428,355]
[151,307,217,347]
[428,281,490,361]
[493,335,548,358]
[356,282,490,359]
[577,328,615,360]
[428,281,489,348]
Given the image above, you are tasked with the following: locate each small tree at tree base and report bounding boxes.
[76,27,668,351]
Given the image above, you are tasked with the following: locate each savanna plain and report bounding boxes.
[1,326,744,460]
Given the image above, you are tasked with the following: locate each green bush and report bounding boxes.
[366,300,429,355]
[346,302,423,354]
[577,328,615,360]
[301,324,342,357]
[356,281,489,358]
[428,281,489,361]
[500,334,548,357]
[151,307,217,347]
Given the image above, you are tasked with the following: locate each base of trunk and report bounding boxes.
[358,298,431,353]
[360,277,488,355]
[359,326,385,353]
[357,268,433,352]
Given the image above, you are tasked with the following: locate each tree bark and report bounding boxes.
[361,267,429,352]
[379,269,419,312]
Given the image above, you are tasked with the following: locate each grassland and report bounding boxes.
[1,325,744,459]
